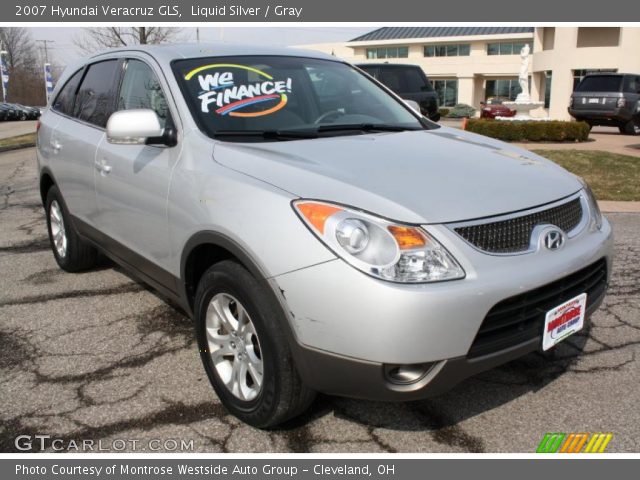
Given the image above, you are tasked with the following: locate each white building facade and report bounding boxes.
[300,27,640,120]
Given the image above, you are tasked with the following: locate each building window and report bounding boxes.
[542,27,555,51]
[487,42,532,55]
[424,44,470,57]
[485,78,522,101]
[431,79,458,107]
[544,71,552,109]
[573,69,618,90]
[577,27,620,48]
[366,46,409,59]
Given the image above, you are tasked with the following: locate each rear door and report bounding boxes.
[94,56,182,275]
[50,59,120,225]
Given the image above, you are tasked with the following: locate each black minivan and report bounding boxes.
[569,73,640,135]
[357,63,440,121]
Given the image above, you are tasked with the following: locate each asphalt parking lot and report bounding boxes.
[1,145,639,453]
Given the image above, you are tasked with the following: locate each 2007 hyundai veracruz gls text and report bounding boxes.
[36,44,613,427]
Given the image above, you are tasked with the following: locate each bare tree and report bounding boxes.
[73,27,183,54]
[0,27,38,70]
[0,27,45,105]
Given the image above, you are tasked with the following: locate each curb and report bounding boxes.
[0,142,36,153]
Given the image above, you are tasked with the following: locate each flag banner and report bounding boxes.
[44,63,54,102]
[0,51,8,102]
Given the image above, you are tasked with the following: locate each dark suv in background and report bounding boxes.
[569,73,640,135]
[357,63,440,121]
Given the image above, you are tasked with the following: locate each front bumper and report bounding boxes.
[273,216,613,400]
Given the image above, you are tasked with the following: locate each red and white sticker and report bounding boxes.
[542,293,587,351]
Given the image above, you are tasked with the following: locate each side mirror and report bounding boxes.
[403,99,421,114]
[106,109,164,145]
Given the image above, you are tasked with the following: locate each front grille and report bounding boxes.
[454,197,583,253]
[467,259,607,359]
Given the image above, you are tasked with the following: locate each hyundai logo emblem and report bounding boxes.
[544,229,565,250]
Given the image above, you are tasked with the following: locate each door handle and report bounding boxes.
[50,140,61,153]
[95,160,112,175]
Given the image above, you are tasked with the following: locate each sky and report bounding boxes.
[28,26,373,66]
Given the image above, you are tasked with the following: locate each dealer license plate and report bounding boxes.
[542,293,587,351]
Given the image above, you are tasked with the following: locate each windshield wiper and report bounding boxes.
[213,129,318,140]
[316,123,422,133]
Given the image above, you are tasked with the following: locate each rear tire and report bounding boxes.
[45,186,97,272]
[619,120,639,135]
[195,260,315,428]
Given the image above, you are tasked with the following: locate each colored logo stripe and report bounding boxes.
[537,433,565,453]
[216,94,280,115]
[537,433,613,453]
[185,63,273,81]
[560,433,589,453]
[584,433,613,453]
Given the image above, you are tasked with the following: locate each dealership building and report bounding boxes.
[301,27,640,120]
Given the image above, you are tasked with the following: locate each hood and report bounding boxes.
[212,126,582,224]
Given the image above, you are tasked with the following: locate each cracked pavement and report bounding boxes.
[1,146,639,453]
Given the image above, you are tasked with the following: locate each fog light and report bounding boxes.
[384,363,434,385]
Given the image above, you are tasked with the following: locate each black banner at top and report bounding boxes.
[4,0,640,22]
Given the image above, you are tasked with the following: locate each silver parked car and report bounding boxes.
[37,44,613,427]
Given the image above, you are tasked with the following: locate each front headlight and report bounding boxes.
[581,181,603,230]
[293,200,465,283]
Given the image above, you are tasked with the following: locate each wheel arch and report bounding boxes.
[180,231,271,316]
[39,167,57,205]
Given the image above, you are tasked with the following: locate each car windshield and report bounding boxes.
[172,55,434,141]
[576,75,623,92]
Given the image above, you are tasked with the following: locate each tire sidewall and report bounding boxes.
[195,263,281,426]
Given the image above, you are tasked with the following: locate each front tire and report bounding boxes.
[45,186,97,272]
[195,260,315,428]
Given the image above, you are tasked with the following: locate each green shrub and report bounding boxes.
[447,103,476,118]
[465,119,590,142]
[438,107,450,117]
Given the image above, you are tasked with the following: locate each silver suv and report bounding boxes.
[37,44,613,427]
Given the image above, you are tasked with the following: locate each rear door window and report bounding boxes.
[52,69,83,116]
[576,75,623,92]
[74,60,120,128]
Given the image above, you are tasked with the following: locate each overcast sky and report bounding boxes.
[29,27,372,66]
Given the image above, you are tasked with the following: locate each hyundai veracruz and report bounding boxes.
[36,44,613,427]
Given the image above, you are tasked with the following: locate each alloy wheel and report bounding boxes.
[205,293,264,401]
[49,200,67,258]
